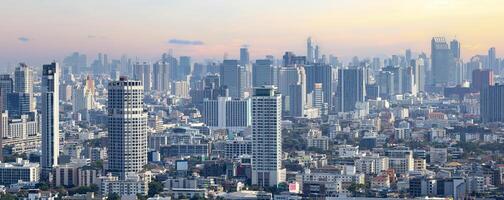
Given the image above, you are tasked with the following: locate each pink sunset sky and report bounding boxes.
[1,0,503,66]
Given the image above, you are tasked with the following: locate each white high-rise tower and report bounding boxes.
[41,62,60,181]
[251,86,285,187]
[107,76,147,179]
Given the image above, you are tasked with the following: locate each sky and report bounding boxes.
[1,0,503,67]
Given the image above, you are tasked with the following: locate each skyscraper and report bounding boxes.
[220,60,247,98]
[14,63,35,112]
[251,86,285,187]
[278,66,305,112]
[179,56,192,79]
[107,77,147,179]
[132,62,152,91]
[152,62,170,92]
[0,75,13,112]
[431,37,458,86]
[252,59,277,87]
[337,68,366,112]
[240,47,250,66]
[471,69,494,93]
[304,63,333,109]
[480,84,504,123]
[488,47,498,73]
[201,97,251,130]
[307,37,314,63]
[41,62,60,181]
[289,83,306,117]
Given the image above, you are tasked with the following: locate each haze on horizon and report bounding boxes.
[1,0,503,66]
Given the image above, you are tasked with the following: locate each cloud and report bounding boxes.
[167,38,204,45]
[87,35,96,39]
[18,37,30,42]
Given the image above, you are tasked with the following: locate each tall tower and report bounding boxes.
[251,86,285,187]
[480,84,504,123]
[220,60,247,98]
[107,77,147,179]
[0,75,13,112]
[41,62,60,181]
[431,37,457,86]
[240,47,250,66]
[488,47,497,73]
[337,68,366,112]
[14,63,35,111]
[307,37,314,64]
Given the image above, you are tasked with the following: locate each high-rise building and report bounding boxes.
[152,62,170,92]
[201,97,251,130]
[307,37,314,64]
[431,37,458,86]
[14,63,35,112]
[107,77,147,179]
[289,83,306,117]
[402,66,417,95]
[312,83,324,110]
[6,93,31,118]
[378,71,394,98]
[278,66,305,112]
[63,52,87,74]
[240,47,250,66]
[251,86,285,187]
[220,60,247,98]
[471,69,494,93]
[179,56,192,79]
[337,68,366,112]
[41,62,60,181]
[304,63,333,109]
[450,40,461,59]
[0,75,13,112]
[480,84,504,123]
[252,59,277,87]
[161,53,178,81]
[488,47,498,73]
[133,62,152,92]
[282,52,306,67]
[171,81,190,98]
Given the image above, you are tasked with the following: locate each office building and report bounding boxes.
[41,62,60,180]
[278,66,305,113]
[304,63,333,109]
[251,86,285,187]
[289,84,306,117]
[471,69,494,93]
[171,80,190,98]
[0,75,13,112]
[201,97,251,130]
[0,159,40,185]
[252,59,277,87]
[431,37,458,86]
[240,47,250,66]
[133,62,152,91]
[107,77,148,179]
[488,47,498,73]
[480,84,504,123]
[152,61,170,92]
[6,92,31,118]
[179,56,192,79]
[220,60,247,98]
[336,68,366,112]
[14,63,35,112]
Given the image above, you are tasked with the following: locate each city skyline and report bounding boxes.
[1,0,504,66]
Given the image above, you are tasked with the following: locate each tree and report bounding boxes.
[137,194,148,200]
[0,193,17,200]
[148,181,164,197]
[107,193,121,200]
